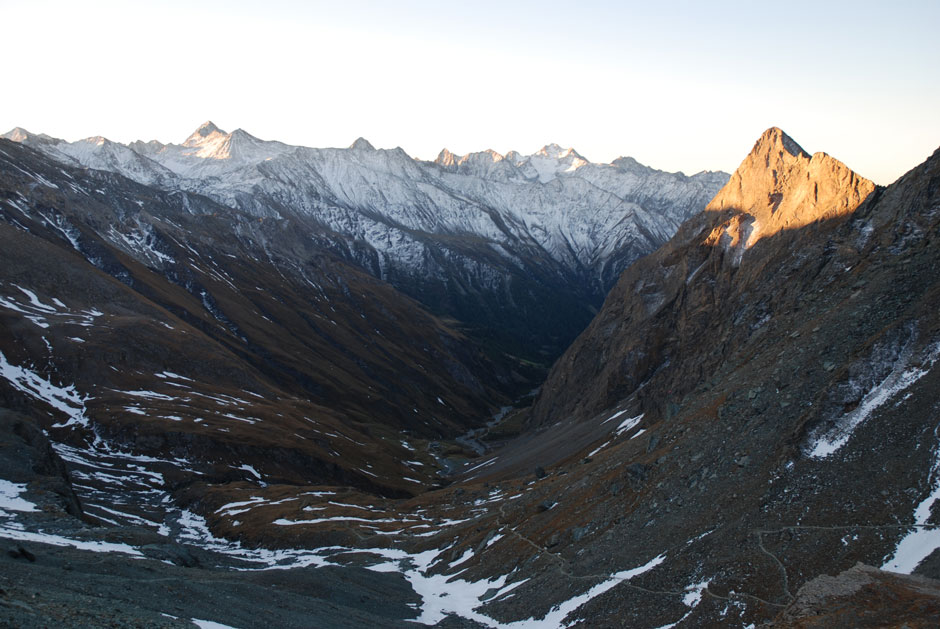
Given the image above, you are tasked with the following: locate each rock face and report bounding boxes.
[3,123,728,360]
[0,409,82,518]
[530,127,877,427]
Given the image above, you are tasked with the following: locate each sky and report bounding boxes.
[2,0,938,185]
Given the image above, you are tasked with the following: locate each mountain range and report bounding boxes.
[3,122,727,361]
[1,123,939,628]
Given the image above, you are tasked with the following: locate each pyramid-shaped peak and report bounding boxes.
[707,127,875,238]
[195,121,223,137]
[2,127,57,144]
[2,127,31,142]
[184,121,227,146]
[753,127,809,160]
[349,137,375,151]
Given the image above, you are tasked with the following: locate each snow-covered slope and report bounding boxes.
[3,123,728,358]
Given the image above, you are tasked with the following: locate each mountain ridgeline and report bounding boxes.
[3,123,728,363]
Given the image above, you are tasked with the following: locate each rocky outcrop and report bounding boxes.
[772,563,940,628]
[0,409,82,518]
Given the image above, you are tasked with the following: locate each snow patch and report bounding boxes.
[0,350,88,428]
[0,525,142,556]
[615,413,644,436]
[191,619,240,629]
[602,409,629,424]
[809,340,940,458]
[884,442,940,573]
[0,479,38,513]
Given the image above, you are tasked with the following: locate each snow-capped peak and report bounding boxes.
[2,127,57,145]
[350,137,375,151]
[462,149,504,164]
[183,121,225,147]
[521,144,588,183]
[536,143,573,160]
[2,127,32,143]
[431,148,509,177]
[1,121,730,285]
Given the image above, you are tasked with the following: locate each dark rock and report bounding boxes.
[571,526,590,542]
[141,543,200,568]
[0,410,83,517]
[915,548,940,581]
[626,463,649,482]
[476,530,499,553]
[8,546,36,562]
[534,466,547,479]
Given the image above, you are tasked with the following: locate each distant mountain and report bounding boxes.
[4,123,728,361]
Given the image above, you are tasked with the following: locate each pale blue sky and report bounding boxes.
[2,0,937,184]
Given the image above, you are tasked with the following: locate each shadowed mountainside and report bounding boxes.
[0,138,506,499]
